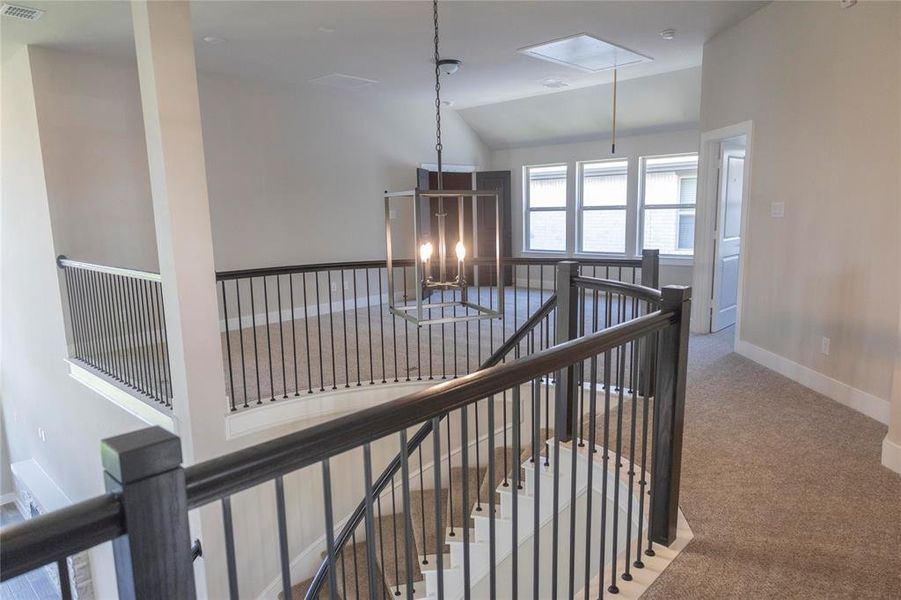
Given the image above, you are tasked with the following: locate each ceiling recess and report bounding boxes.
[519,33,651,72]
[1,3,44,21]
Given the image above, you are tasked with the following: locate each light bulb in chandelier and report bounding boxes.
[419,242,433,262]
[455,241,466,262]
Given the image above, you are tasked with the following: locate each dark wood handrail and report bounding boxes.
[572,275,663,305]
[183,307,675,508]
[214,256,643,281]
[0,494,125,581]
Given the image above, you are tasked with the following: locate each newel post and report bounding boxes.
[102,427,196,600]
[554,261,579,442]
[650,285,691,546]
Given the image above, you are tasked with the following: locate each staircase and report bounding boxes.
[283,421,650,600]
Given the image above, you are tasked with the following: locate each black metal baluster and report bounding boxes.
[567,362,581,599]
[363,444,378,600]
[391,273,398,383]
[111,274,129,385]
[376,494,388,599]
[301,273,313,394]
[263,277,275,401]
[474,400,482,512]
[277,275,287,398]
[316,274,326,391]
[327,271,337,390]
[447,416,455,538]
[460,405,472,599]
[106,274,125,382]
[432,418,444,599]
[609,344,626,594]
[114,275,134,390]
[366,269,375,385]
[221,281,237,411]
[249,277,262,404]
[400,431,415,599]
[323,460,339,600]
[289,274,300,396]
[487,395,497,599]
[275,476,292,600]
[141,279,162,403]
[511,383,521,600]
[340,270,350,388]
[353,269,362,386]
[402,267,410,382]
[350,530,359,598]
[622,335,640,584]
[418,446,428,566]
[222,496,239,600]
[62,269,79,358]
[378,269,387,384]
[599,350,612,597]
[584,353,599,595]
[156,282,174,405]
[235,280,249,408]
[390,477,401,597]
[532,377,542,600]
[643,332,657,562]
[148,280,165,403]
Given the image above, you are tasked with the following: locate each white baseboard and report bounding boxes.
[882,436,901,475]
[735,339,890,425]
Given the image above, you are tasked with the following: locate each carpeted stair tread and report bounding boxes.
[278,576,340,600]
[332,540,392,600]
[373,512,424,593]
[476,447,515,506]
[444,465,483,536]
[408,487,448,560]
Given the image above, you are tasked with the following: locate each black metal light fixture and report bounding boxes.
[383,0,503,326]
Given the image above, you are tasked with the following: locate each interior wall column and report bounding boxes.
[131,0,227,590]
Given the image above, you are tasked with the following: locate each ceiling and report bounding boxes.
[2,1,765,146]
[459,66,701,149]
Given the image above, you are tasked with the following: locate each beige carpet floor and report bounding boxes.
[644,327,901,599]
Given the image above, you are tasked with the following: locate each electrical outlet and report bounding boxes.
[820,336,831,355]
[770,202,785,218]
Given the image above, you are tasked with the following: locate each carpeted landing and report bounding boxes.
[643,327,901,599]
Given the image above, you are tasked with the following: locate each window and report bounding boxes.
[525,164,567,251]
[640,154,698,256]
[578,159,628,254]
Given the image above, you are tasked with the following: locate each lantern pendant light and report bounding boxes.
[382,0,503,326]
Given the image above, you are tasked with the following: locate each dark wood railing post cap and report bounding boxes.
[661,285,691,307]
[101,426,182,484]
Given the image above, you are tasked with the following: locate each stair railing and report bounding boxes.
[304,292,558,598]
[4,257,687,600]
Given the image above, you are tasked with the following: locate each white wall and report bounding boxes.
[198,70,491,271]
[28,47,158,272]
[489,129,700,287]
[699,2,900,422]
[1,45,151,598]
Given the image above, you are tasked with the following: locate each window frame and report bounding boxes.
[523,163,569,253]
[638,153,699,259]
[576,158,630,256]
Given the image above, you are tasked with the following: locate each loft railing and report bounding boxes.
[57,256,173,409]
[4,259,689,600]
[214,253,658,410]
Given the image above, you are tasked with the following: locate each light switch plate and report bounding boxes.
[770,202,784,218]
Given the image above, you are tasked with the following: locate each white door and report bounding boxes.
[711,140,745,332]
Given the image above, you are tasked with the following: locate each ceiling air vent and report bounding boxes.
[308,73,378,90]
[1,3,44,21]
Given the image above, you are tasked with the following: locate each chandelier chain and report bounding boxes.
[433,0,442,160]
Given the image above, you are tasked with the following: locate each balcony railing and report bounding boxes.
[8,258,689,600]
[57,256,173,409]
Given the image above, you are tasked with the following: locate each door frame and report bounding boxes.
[691,120,754,347]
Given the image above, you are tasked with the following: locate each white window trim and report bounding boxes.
[523,163,569,253]
[637,152,699,259]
